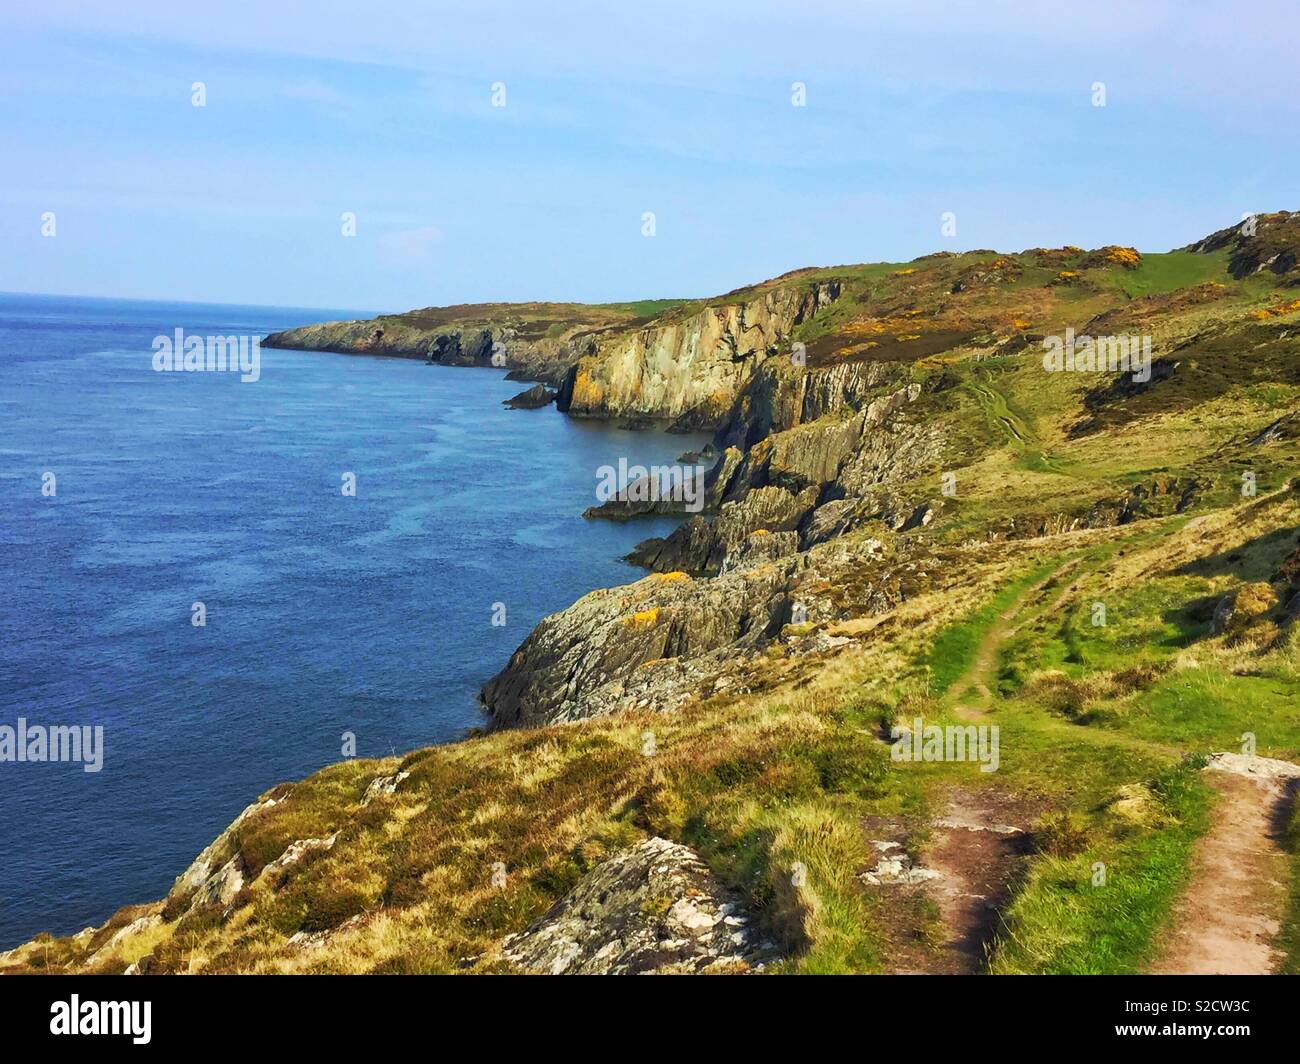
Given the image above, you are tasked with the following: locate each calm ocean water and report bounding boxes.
[0,292,705,947]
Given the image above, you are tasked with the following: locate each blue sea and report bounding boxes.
[0,293,705,948]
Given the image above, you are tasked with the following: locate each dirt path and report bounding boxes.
[1150,754,1299,975]
[967,376,1031,445]
[924,792,1032,972]
[864,791,1034,974]
[862,559,1084,971]
[948,558,1082,719]
[927,542,1300,974]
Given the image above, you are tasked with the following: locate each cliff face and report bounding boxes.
[480,564,795,729]
[262,300,697,386]
[478,214,1300,736]
[262,282,836,412]
[265,283,842,423]
[715,355,906,451]
[615,361,938,575]
[478,369,945,731]
[556,283,841,428]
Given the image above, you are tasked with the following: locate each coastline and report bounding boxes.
[11,214,1300,975]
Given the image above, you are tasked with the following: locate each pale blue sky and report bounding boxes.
[2,1,1296,312]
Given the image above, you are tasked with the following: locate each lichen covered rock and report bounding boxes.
[500,837,768,974]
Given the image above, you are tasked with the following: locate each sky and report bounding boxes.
[1,1,1297,313]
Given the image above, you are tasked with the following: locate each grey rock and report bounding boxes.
[362,770,410,806]
[1211,593,1237,635]
[504,383,557,409]
[188,855,245,911]
[480,562,794,729]
[85,914,163,967]
[168,790,289,905]
[500,837,769,974]
[719,530,800,574]
[861,846,941,886]
[627,485,819,573]
[262,835,337,877]
[482,530,926,729]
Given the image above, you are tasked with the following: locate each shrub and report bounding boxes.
[1033,811,1090,857]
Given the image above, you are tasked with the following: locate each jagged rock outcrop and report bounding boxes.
[800,497,876,546]
[557,283,840,427]
[168,789,290,908]
[500,837,769,974]
[829,412,941,501]
[263,835,337,877]
[623,516,718,572]
[727,415,867,498]
[719,529,800,573]
[361,770,410,805]
[480,565,796,728]
[1183,210,1300,283]
[628,485,820,572]
[187,856,246,911]
[504,383,557,409]
[481,529,929,730]
[626,383,936,573]
[714,356,906,451]
[583,449,740,522]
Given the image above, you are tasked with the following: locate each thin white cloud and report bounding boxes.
[376,225,445,266]
[279,76,355,118]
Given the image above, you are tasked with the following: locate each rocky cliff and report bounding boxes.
[556,282,841,428]
[263,301,674,385]
[480,214,1300,737]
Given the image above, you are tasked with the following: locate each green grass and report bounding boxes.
[964,372,1031,446]
[1107,250,1229,298]
[1279,798,1300,974]
[1107,669,1300,757]
[990,758,1213,974]
[991,520,1300,757]
[604,298,691,319]
[1027,575,1204,676]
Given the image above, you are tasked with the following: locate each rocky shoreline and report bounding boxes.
[264,287,962,734]
[264,233,1268,745]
